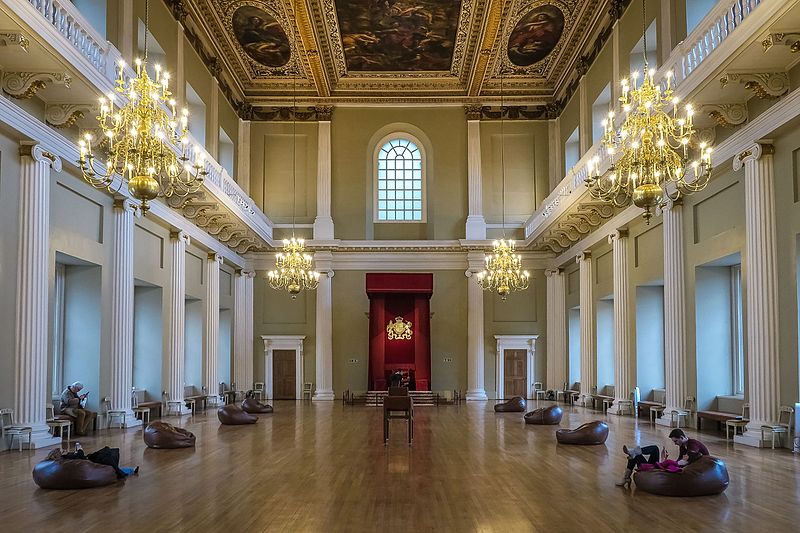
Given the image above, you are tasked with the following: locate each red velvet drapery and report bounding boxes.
[366,273,433,391]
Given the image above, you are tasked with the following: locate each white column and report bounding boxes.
[577,252,596,406]
[14,143,60,448]
[108,198,141,427]
[658,199,689,426]
[609,230,634,414]
[314,108,335,240]
[465,252,487,400]
[465,108,486,240]
[204,253,222,397]
[734,142,781,447]
[167,230,189,411]
[236,119,251,194]
[545,268,567,391]
[314,252,335,400]
[233,270,255,392]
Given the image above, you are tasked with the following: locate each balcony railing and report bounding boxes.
[525,0,764,241]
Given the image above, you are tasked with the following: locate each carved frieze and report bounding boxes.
[0,31,29,52]
[762,32,800,53]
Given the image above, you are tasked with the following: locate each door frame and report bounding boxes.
[261,335,305,400]
[495,335,538,400]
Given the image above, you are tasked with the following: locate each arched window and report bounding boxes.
[375,136,425,222]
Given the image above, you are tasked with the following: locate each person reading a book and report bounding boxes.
[59,381,96,436]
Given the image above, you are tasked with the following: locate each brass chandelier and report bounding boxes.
[267,4,319,299]
[78,0,206,213]
[585,0,712,224]
[477,68,530,300]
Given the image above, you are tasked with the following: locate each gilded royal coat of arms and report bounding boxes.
[386,316,413,340]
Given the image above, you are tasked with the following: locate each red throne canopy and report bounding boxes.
[366,273,433,391]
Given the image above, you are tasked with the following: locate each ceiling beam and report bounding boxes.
[467,0,508,96]
[292,0,330,97]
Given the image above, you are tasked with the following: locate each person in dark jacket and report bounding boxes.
[47,445,139,479]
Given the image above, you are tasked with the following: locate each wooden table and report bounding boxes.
[185,395,209,413]
[136,401,162,420]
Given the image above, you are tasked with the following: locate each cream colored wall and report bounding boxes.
[483,272,547,398]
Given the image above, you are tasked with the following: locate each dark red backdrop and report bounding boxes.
[366,273,433,391]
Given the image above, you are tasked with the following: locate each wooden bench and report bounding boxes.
[697,410,740,431]
[592,395,614,412]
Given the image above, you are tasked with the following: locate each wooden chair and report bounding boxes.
[253,382,265,400]
[556,382,568,403]
[670,396,695,428]
[0,408,32,451]
[383,395,413,446]
[761,406,794,449]
[46,406,71,444]
[533,382,546,401]
[302,382,313,402]
[725,403,750,441]
[650,389,666,424]
[103,397,127,429]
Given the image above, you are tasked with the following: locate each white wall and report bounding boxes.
[62,264,102,411]
[219,308,233,387]
[635,285,665,400]
[133,285,163,401]
[184,299,204,390]
[695,266,733,410]
[568,308,581,386]
[596,299,614,392]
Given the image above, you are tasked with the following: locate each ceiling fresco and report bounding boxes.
[334,0,463,71]
[232,5,291,67]
[172,0,623,107]
[507,5,564,67]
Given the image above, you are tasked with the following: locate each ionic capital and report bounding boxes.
[19,142,62,171]
[733,141,775,171]
[608,228,629,244]
[576,251,591,264]
[169,230,191,246]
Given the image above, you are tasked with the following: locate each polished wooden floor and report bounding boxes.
[1,401,799,532]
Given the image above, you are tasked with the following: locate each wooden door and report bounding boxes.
[504,349,527,398]
[273,350,296,399]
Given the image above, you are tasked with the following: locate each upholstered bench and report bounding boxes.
[634,456,730,496]
[524,405,563,425]
[241,398,274,414]
[143,421,196,448]
[494,396,526,413]
[218,404,258,425]
[32,458,117,490]
[555,420,609,445]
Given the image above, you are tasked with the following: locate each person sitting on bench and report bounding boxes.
[60,382,96,436]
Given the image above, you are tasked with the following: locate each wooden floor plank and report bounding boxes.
[1,401,798,532]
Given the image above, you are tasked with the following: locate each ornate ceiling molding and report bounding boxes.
[702,103,748,128]
[45,103,97,129]
[719,71,790,99]
[1,71,70,99]
[762,31,800,53]
[0,31,29,52]
[535,202,615,253]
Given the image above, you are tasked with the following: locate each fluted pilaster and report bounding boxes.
[108,198,140,426]
[609,230,634,414]
[734,142,781,446]
[577,252,596,406]
[204,253,222,397]
[465,118,486,240]
[14,143,61,448]
[167,231,189,407]
[313,118,334,240]
[233,270,255,392]
[545,268,567,391]
[465,252,487,400]
[314,252,334,400]
[659,199,688,425]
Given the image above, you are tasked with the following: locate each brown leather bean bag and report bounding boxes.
[32,459,117,490]
[217,404,258,425]
[556,420,609,444]
[494,396,526,412]
[524,404,564,425]
[634,456,730,497]
[143,421,196,449]
[241,398,274,414]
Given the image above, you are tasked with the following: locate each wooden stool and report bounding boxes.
[47,419,71,444]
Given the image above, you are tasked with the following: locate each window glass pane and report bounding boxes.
[378,211,387,220]
[378,190,386,200]
[376,137,424,222]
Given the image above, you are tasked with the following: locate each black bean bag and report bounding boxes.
[634,456,730,496]
[494,396,526,412]
[241,398,274,414]
[144,421,196,448]
[524,404,564,425]
[32,458,117,489]
[218,404,258,425]
[556,420,609,444]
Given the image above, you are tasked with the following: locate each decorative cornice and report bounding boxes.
[480,104,559,120]
[2,71,70,99]
[702,103,747,128]
[762,31,800,53]
[464,104,482,121]
[467,0,507,96]
[293,0,329,97]
[720,72,789,99]
[314,105,334,121]
[0,31,29,52]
